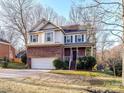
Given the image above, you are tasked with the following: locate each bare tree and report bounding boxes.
[0,0,34,48]
[43,7,67,26]
[0,27,5,39]
[98,32,114,63]
[0,0,67,50]
[73,0,124,85]
[69,3,107,57]
[30,5,67,26]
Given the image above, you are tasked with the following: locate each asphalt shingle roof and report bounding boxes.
[63,29,86,33]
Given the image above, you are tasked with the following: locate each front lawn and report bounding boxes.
[50,70,113,77]
[0,71,124,93]
[50,70,123,92]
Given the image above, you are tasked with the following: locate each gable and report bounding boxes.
[32,22,48,32]
[40,22,60,31]
[30,19,48,32]
[29,19,64,33]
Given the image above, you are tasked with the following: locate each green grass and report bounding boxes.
[50,70,112,77]
[50,70,121,84]
[0,62,26,69]
[50,70,122,86]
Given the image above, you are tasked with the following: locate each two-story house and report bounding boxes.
[27,19,95,69]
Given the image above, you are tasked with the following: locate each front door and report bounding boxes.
[70,49,77,70]
[72,50,77,61]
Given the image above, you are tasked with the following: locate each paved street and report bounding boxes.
[0,69,50,78]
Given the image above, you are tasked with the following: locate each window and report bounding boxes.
[30,35,38,43]
[45,32,53,42]
[75,35,84,43]
[64,35,73,43]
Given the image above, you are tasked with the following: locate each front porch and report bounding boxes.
[63,46,94,70]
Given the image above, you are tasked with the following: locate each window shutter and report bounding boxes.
[30,35,32,42]
[75,35,77,43]
[82,35,84,42]
[64,36,66,43]
[71,36,73,43]
[36,35,38,42]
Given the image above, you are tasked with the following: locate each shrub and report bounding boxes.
[115,62,122,76]
[2,57,9,68]
[63,60,69,70]
[21,54,27,64]
[53,59,64,69]
[77,56,96,70]
[109,58,122,76]
[110,62,122,76]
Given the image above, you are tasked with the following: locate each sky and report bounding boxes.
[38,0,72,19]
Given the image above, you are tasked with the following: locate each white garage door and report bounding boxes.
[31,58,56,69]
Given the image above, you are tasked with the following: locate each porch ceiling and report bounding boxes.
[64,43,94,48]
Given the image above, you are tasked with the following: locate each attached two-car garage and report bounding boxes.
[31,58,56,69]
[27,44,64,69]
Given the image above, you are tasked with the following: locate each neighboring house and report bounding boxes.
[0,39,15,60]
[27,19,95,69]
[16,50,26,58]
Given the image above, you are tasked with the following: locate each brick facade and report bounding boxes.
[0,43,9,58]
[27,45,64,59]
[64,47,85,57]
[0,43,15,60]
[78,47,85,56]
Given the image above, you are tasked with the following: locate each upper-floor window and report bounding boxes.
[75,35,84,43]
[45,32,53,42]
[30,34,38,43]
[64,35,73,43]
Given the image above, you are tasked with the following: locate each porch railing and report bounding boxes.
[64,56,70,61]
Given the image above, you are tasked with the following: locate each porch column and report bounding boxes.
[75,47,78,70]
[69,48,72,70]
[91,46,94,56]
[85,47,87,56]
[77,47,78,59]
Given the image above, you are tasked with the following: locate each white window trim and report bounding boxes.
[45,31,54,42]
[65,35,72,44]
[75,34,84,43]
[30,34,39,43]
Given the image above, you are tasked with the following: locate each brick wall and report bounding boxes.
[78,47,85,56]
[0,43,15,60]
[27,45,64,59]
[0,43,9,58]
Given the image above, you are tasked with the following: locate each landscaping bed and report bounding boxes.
[0,62,25,69]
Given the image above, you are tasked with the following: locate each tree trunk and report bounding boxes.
[122,0,124,86]
[122,49,124,85]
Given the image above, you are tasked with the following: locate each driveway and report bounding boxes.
[0,69,50,78]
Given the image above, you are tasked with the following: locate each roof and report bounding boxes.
[29,18,48,32]
[63,29,86,33]
[0,38,10,44]
[29,19,87,33]
[61,24,87,33]
[16,50,26,58]
[29,18,63,33]
[61,24,80,30]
